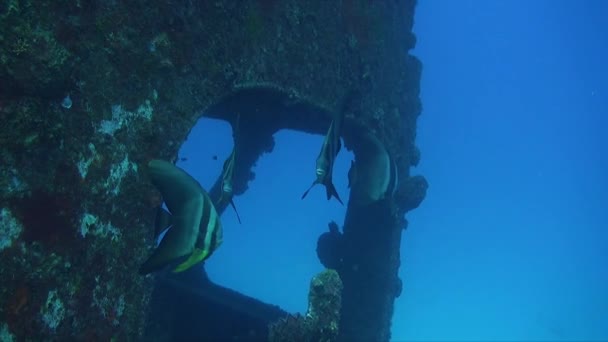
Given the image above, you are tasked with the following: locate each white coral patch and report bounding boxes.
[0,323,15,342]
[41,290,65,331]
[77,143,98,179]
[97,99,154,136]
[105,154,138,195]
[0,208,23,251]
[79,213,121,242]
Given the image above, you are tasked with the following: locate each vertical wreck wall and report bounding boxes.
[0,0,426,340]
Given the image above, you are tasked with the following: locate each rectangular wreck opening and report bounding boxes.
[170,114,353,309]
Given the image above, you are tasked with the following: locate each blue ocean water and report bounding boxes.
[178,1,607,341]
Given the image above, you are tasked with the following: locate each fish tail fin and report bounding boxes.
[229,199,242,224]
[326,181,344,205]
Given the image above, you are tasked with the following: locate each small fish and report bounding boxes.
[302,111,345,205]
[218,114,242,223]
[139,159,223,275]
[218,147,242,224]
[212,155,218,161]
[348,133,399,206]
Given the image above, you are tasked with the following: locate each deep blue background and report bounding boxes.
[176,1,608,340]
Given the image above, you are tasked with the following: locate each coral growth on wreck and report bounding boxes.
[269,269,343,342]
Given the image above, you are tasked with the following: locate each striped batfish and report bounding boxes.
[302,110,345,205]
[139,159,223,274]
[218,114,242,223]
[347,132,399,207]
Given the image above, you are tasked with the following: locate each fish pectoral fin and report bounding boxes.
[140,199,202,275]
[301,181,317,200]
[326,181,344,205]
[154,206,172,238]
[173,248,209,273]
[229,199,242,224]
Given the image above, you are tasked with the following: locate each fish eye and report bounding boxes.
[223,183,233,193]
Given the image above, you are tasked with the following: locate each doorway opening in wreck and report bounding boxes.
[176,115,354,314]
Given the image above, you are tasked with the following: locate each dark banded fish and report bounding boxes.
[302,111,345,205]
[139,159,223,274]
[347,132,399,206]
[218,114,242,223]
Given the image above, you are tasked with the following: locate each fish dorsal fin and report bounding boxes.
[154,206,172,238]
[147,159,204,217]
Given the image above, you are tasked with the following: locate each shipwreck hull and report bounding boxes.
[0,0,426,340]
